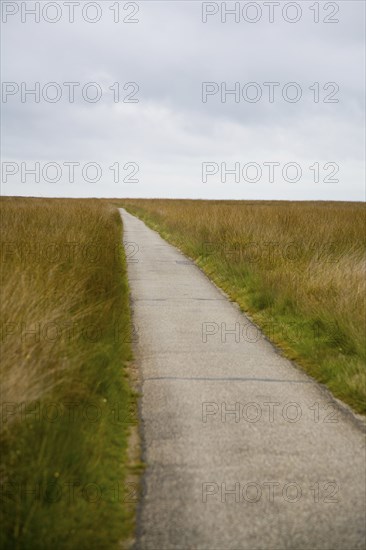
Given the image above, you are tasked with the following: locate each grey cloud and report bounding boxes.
[1,0,365,200]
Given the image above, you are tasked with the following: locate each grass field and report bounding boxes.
[1,196,364,548]
[0,197,138,549]
[117,199,366,414]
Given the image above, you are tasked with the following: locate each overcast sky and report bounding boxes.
[1,0,365,200]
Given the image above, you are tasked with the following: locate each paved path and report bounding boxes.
[120,209,365,550]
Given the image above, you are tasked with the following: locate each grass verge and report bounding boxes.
[0,197,139,549]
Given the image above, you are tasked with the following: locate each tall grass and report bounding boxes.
[118,199,366,413]
[0,197,137,548]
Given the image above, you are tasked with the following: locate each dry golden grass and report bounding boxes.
[118,199,366,413]
[0,197,135,547]
[1,197,122,407]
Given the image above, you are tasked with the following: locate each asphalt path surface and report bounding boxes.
[120,208,365,550]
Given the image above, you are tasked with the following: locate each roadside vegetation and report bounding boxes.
[118,199,366,414]
[0,197,138,549]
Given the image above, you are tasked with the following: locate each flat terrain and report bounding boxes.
[120,208,365,550]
